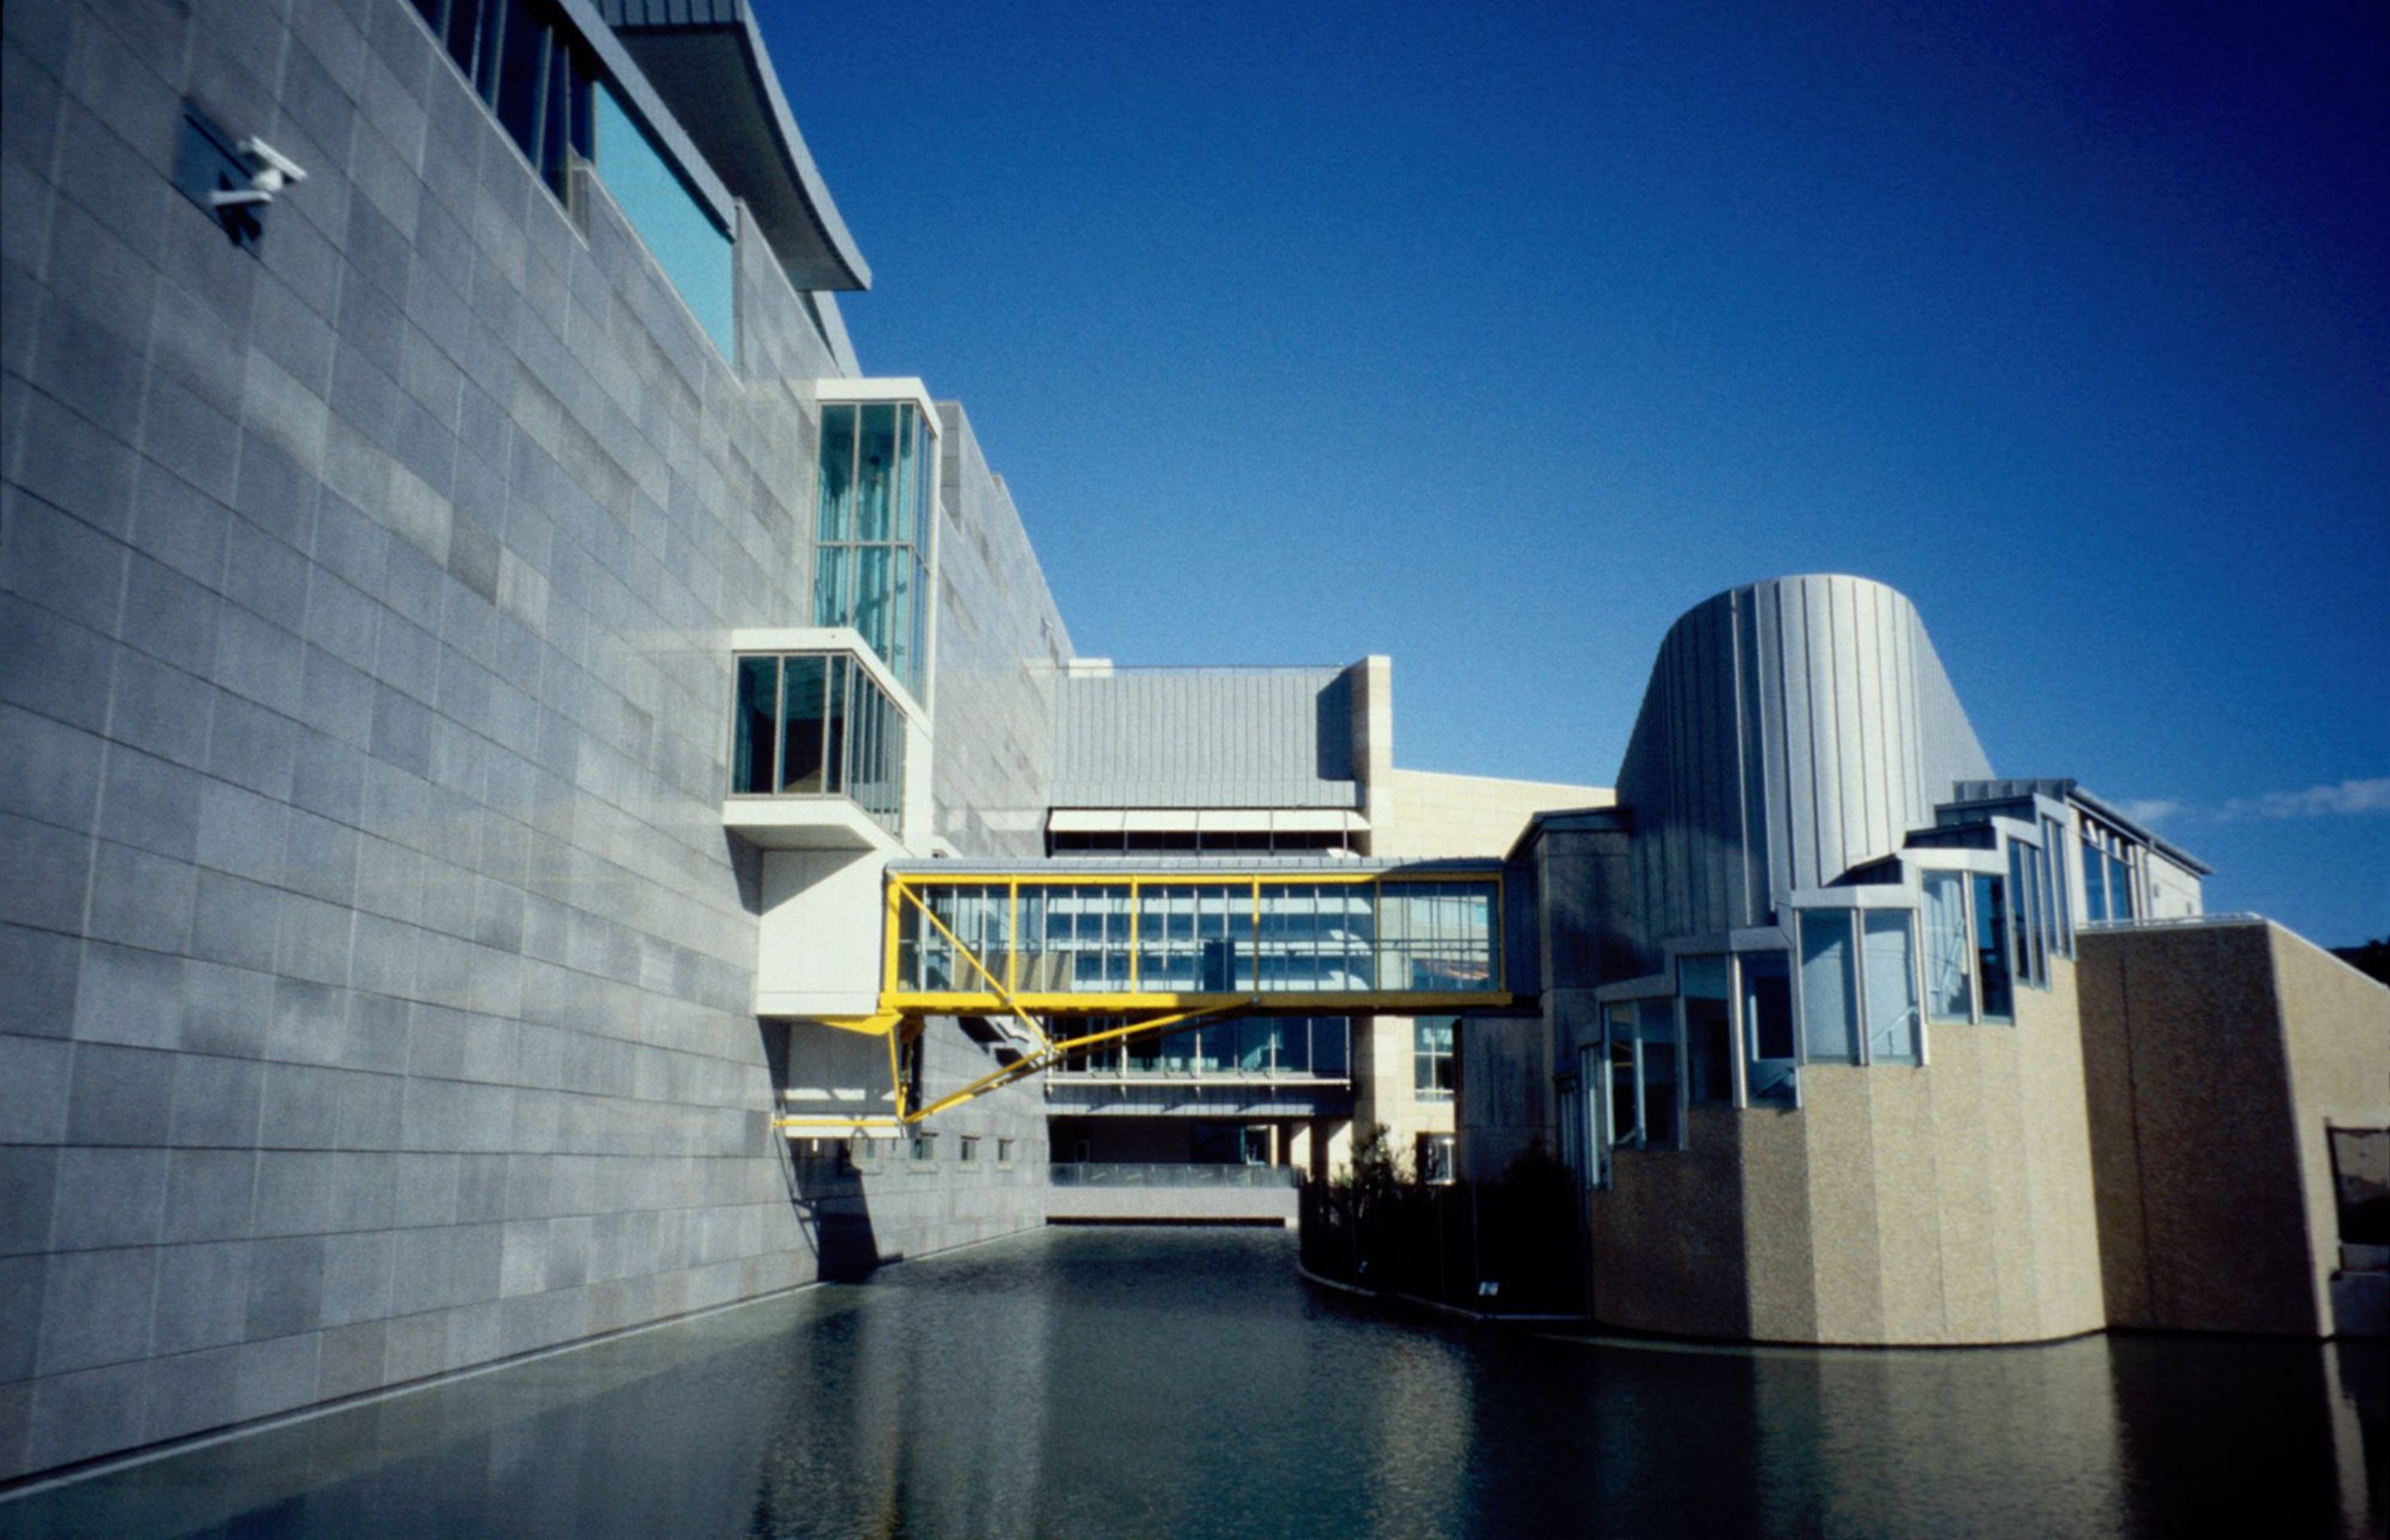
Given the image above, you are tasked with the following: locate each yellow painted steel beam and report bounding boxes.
[812,1011,902,1036]
[880,990,1514,1016]
[894,1001,1253,1126]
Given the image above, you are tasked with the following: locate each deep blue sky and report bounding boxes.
[754,0,2388,944]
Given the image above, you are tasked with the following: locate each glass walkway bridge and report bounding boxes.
[783,860,1517,1132]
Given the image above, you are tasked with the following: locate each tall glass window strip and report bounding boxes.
[1973,873,2014,1023]
[816,402,933,695]
[1636,1001,1679,1146]
[1578,1045,1608,1186]
[1414,1018,1456,1098]
[1604,1003,1639,1147]
[1556,1077,1585,1188]
[1798,913,1861,1064]
[1921,870,1973,1022]
[727,653,905,832]
[1741,952,1796,1104]
[2008,841,2047,989]
[2044,816,2073,957]
[1679,956,1734,1104]
[404,0,591,203]
[1862,910,1921,1064]
[2081,819,2139,925]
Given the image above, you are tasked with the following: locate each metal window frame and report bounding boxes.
[724,648,905,831]
[812,398,938,694]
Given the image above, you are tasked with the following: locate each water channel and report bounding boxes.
[6,1227,2383,1538]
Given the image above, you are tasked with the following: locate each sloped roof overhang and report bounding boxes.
[600,0,871,290]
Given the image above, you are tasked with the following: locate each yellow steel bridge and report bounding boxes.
[777,861,1511,1133]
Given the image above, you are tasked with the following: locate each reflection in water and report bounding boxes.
[2,1229,2382,1539]
[1362,1323,1471,1535]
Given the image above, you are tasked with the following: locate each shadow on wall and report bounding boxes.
[760,1021,887,1282]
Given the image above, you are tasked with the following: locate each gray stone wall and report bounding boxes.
[929,401,1070,860]
[0,0,1042,1479]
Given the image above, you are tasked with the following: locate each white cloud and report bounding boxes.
[2105,777,2390,826]
[2217,777,2390,821]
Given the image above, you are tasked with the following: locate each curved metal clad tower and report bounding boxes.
[1616,575,1992,956]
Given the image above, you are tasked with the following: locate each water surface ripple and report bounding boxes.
[6,1227,2383,1538]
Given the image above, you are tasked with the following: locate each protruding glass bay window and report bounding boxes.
[730,651,904,831]
[815,397,934,695]
[1795,910,1921,1068]
[2080,818,2139,923]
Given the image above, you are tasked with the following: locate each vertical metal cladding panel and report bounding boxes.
[1832,577,1870,878]
[1796,578,1840,890]
[1855,579,1887,857]
[1048,670,1358,808]
[1710,596,1738,930]
[1616,577,1995,958]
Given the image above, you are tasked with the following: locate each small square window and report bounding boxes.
[958,1136,979,1164]
[997,1138,1016,1167]
[909,1133,937,1165]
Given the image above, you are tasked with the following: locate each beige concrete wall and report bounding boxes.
[2078,921,2388,1337]
[1351,764,1608,1177]
[2274,928,2390,1331]
[1589,966,2108,1345]
[1592,1108,1756,1338]
[1373,768,1614,860]
[1352,1015,1454,1176]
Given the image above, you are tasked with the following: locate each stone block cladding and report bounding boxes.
[929,402,1070,862]
[0,0,1048,1477]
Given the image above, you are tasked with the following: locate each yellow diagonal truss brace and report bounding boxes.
[890,882,1053,1055]
[900,1001,1255,1123]
[770,1001,1256,1133]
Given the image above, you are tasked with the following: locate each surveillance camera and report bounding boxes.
[208,186,275,209]
[236,136,307,185]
